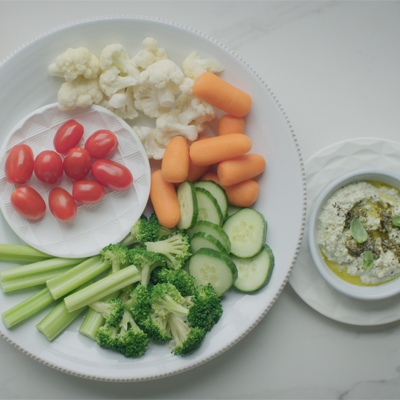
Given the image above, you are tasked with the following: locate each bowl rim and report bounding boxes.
[308,168,400,301]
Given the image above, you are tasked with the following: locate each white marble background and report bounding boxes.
[1,1,400,399]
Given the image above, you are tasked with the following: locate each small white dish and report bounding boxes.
[0,103,151,258]
[308,168,400,301]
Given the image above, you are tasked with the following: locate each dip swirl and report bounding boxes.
[316,181,400,285]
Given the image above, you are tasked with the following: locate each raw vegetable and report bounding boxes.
[99,44,140,78]
[5,144,34,184]
[190,232,228,254]
[34,150,64,185]
[189,133,252,167]
[182,51,224,80]
[84,129,118,159]
[217,153,266,187]
[176,181,198,230]
[200,172,220,185]
[195,187,223,226]
[72,180,105,205]
[223,180,260,208]
[150,170,181,229]
[218,114,245,135]
[192,72,251,117]
[48,187,77,222]
[63,147,92,181]
[91,159,133,191]
[161,136,190,183]
[10,186,46,221]
[133,126,167,160]
[53,119,84,153]
[120,215,153,247]
[131,37,168,70]
[194,180,228,220]
[0,244,51,263]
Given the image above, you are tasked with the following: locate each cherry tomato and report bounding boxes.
[54,119,84,154]
[34,150,64,185]
[72,180,105,205]
[91,159,133,191]
[10,186,46,220]
[63,147,92,181]
[5,144,34,184]
[85,130,118,159]
[48,188,77,222]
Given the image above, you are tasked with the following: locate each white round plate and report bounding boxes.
[0,17,306,381]
[0,103,151,259]
[289,137,400,326]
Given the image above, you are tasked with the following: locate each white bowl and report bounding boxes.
[308,168,400,301]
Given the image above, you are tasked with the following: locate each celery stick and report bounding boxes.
[46,255,111,300]
[64,265,140,312]
[79,290,120,341]
[36,281,92,342]
[0,244,52,263]
[0,258,86,293]
[1,287,55,328]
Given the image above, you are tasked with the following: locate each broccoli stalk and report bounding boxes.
[0,257,86,293]
[100,243,129,273]
[145,233,191,270]
[46,255,111,300]
[120,215,153,247]
[36,281,93,342]
[64,265,141,312]
[0,243,52,263]
[89,298,124,327]
[1,287,55,329]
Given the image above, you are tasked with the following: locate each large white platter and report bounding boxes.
[0,16,306,381]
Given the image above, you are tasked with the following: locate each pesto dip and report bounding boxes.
[316,181,400,285]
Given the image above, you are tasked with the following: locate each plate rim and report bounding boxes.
[0,15,307,382]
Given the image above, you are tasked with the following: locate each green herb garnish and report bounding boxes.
[392,216,400,227]
[362,250,374,269]
[350,217,368,243]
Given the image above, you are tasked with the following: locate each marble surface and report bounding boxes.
[1,1,400,399]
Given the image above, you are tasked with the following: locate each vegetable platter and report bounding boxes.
[0,17,306,381]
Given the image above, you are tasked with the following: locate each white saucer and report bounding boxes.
[289,137,400,326]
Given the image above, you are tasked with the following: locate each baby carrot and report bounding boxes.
[190,134,252,167]
[161,136,189,183]
[223,180,260,208]
[200,172,220,185]
[193,72,251,117]
[150,170,180,228]
[186,136,211,182]
[218,114,245,136]
[217,154,266,187]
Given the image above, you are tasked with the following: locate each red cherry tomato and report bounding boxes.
[5,144,34,184]
[54,119,84,154]
[72,180,105,205]
[48,188,77,222]
[34,150,64,185]
[63,147,92,181]
[10,186,46,220]
[85,130,118,159]
[91,159,133,191]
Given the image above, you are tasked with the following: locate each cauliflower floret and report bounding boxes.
[137,59,185,108]
[48,47,100,82]
[99,66,137,98]
[57,76,103,110]
[99,44,140,79]
[133,84,170,118]
[100,87,138,120]
[175,78,216,132]
[131,37,168,71]
[155,109,198,146]
[133,126,167,160]
[182,51,224,80]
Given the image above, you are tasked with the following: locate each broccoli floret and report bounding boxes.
[100,243,129,273]
[168,312,206,356]
[120,215,153,247]
[150,267,196,296]
[151,283,189,318]
[96,308,149,357]
[187,284,222,332]
[149,212,178,241]
[145,232,191,270]
[128,248,166,286]
[89,298,124,327]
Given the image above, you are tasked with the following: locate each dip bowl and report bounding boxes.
[308,168,400,301]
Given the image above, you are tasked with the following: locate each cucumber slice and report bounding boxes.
[194,181,228,219]
[190,232,228,255]
[177,181,198,230]
[187,221,231,254]
[222,208,267,258]
[231,245,274,292]
[195,187,223,226]
[226,205,243,219]
[188,248,238,296]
